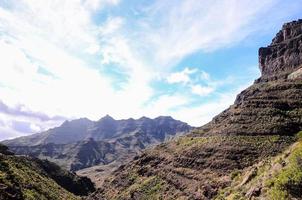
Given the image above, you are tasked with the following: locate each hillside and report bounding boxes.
[0,144,95,200]
[216,131,302,199]
[87,20,302,200]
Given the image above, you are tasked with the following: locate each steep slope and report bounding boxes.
[0,144,95,200]
[87,20,302,199]
[215,131,302,200]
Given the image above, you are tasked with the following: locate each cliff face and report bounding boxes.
[87,20,302,200]
[199,20,302,136]
[259,19,302,80]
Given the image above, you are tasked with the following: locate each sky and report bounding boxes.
[0,0,302,140]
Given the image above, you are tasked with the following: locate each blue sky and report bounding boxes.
[0,0,302,140]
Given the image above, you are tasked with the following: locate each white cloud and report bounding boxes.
[99,17,124,36]
[83,0,120,11]
[143,95,190,117]
[0,0,160,140]
[200,71,210,81]
[172,83,254,126]
[166,68,216,96]
[132,0,299,68]
[0,112,61,140]
[191,85,214,96]
[0,0,301,140]
[166,67,197,84]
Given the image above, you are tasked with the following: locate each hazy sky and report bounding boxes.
[0,0,302,140]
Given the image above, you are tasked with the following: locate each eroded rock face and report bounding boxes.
[199,19,302,137]
[259,19,302,81]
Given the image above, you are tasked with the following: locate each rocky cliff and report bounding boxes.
[87,20,302,200]
[199,19,302,136]
[259,19,302,81]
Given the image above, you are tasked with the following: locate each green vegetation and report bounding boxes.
[175,135,293,152]
[266,141,302,199]
[296,130,302,140]
[133,176,166,199]
[112,173,167,200]
[0,153,92,200]
[214,131,302,200]
[176,136,207,147]
[230,170,241,180]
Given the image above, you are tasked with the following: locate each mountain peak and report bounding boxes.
[155,116,174,120]
[138,116,151,120]
[61,117,92,126]
[99,114,114,121]
[258,19,302,80]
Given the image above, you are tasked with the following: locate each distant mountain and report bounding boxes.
[2,115,192,185]
[3,115,191,146]
[0,143,95,200]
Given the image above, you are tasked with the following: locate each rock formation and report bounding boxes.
[259,19,302,81]
[199,19,302,136]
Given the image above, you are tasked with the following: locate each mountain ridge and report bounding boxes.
[3,115,192,186]
[2,115,191,146]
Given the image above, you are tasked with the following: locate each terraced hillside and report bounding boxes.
[87,20,302,200]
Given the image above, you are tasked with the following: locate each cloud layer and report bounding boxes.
[0,0,301,140]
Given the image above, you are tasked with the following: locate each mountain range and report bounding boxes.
[2,115,192,186]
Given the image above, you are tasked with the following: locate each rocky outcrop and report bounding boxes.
[258,19,302,81]
[87,20,302,200]
[198,20,302,137]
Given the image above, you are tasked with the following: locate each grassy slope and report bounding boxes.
[0,154,81,200]
[215,131,302,200]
